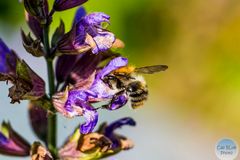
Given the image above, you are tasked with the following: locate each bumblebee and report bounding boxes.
[102,65,168,109]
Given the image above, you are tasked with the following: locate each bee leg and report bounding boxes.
[102,75,116,89]
[102,90,128,110]
[116,78,125,89]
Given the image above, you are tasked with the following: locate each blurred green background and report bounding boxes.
[1,0,240,159]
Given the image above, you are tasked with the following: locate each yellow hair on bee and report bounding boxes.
[113,65,136,74]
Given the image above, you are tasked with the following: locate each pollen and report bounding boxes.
[113,65,135,75]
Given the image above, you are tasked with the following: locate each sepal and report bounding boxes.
[23,0,49,23]
[21,30,44,57]
[51,19,65,49]
[30,142,53,160]
[8,60,45,103]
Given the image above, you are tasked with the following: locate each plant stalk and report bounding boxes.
[43,24,57,158]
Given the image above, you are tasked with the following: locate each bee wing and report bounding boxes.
[135,65,168,74]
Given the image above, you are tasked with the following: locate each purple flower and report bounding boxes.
[102,117,136,150]
[58,117,136,159]
[57,8,116,54]
[53,0,88,11]
[0,121,30,156]
[53,87,98,134]
[74,12,115,54]
[53,57,128,134]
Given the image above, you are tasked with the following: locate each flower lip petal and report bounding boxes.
[103,117,136,150]
[79,102,98,134]
[91,32,115,54]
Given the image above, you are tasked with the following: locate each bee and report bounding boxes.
[102,64,168,109]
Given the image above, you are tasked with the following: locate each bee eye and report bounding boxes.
[127,82,140,92]
[105,75,115,80]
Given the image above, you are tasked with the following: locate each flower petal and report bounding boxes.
[69,51,105,89]
[91,32,115,54]
[84,12,110,26]
[0,39,17,74]
[73,7,87,25]
[97,56,128,79]
[104,117,136,149]
[105,117,136,135]
[53,86,81,118]
[55,54,78,83]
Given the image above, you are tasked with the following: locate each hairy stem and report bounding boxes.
[43,24,57,158]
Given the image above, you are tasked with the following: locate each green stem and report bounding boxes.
[43,24,57,158]
[46,59,57,157]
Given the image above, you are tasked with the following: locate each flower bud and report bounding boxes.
[23,0,49,23]
[25,12,43,40]
[53,0,88,11]
[0,121,30,156]
[29,101,48,143]
[51,20,65,49]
